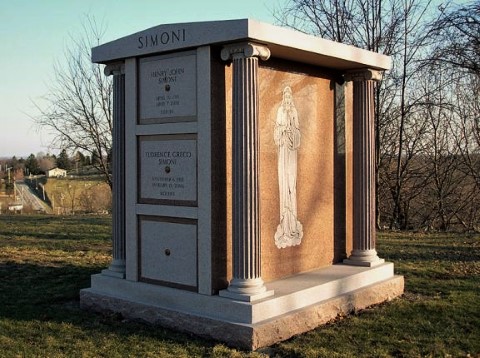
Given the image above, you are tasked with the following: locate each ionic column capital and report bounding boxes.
[221,42,271,61]
[104,62,125,76]
[344,68,383,82]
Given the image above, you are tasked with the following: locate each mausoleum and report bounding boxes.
[80,19,404,350]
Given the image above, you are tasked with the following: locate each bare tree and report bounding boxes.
[430,1,480,76]
[446,74,480,231]
[274,0,405,52]
[274,0,436,229]
[33,17,113,188]
[385,1,438,229]
[37,153,56,173]
[423,1,480,231]
[453,76,480,186]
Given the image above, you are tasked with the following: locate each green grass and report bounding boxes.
[0,216,479,357]
[273,232,480,357]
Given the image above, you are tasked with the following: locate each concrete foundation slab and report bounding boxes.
[80,263,404,350]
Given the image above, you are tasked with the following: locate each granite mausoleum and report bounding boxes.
[80,19,404,350]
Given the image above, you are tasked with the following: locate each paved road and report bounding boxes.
[15,181,47,212]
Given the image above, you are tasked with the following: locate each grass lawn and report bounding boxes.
[0,215,479,357]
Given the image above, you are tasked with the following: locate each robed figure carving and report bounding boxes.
[274,86,303,249]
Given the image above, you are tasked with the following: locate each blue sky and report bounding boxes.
[0,0,276,158]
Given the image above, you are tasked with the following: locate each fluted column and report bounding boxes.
[102,63,126,278]
[343,69,385,267]
[219,42,274,301]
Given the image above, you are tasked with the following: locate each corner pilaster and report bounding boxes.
[102,63,126,278]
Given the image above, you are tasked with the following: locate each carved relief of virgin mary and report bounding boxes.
[274,86,303,249]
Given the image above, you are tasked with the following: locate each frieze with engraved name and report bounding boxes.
[137,29,186,49]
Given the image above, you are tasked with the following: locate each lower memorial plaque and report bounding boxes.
[139,217,197,289]
[139,135,197,204]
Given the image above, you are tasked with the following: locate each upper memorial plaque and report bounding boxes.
[139,52,197,123]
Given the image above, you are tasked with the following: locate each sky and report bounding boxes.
[0,0,277,158]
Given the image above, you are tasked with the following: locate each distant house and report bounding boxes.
[46,167,67,178]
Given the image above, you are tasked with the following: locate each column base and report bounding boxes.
[219,289,274,302]
[101,269,125,279]
[219,278,274,302]
[101,259,126,279]
[343,249,385,267]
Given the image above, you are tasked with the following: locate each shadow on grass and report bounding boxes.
[0,262,98,321]
[0,260,215,353]
[0,216,219,355]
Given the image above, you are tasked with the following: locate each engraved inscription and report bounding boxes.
[137,29,186,49]
[139,54,196,121]
[140,137,197,202]
[274,86,303,249]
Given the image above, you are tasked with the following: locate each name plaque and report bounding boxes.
[139,135,197,203]
[139,53,197,123]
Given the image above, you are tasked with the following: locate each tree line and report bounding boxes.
[275,0,479,231]
[0,149,105,179]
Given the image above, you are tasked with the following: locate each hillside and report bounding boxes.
[1,177,111,215]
